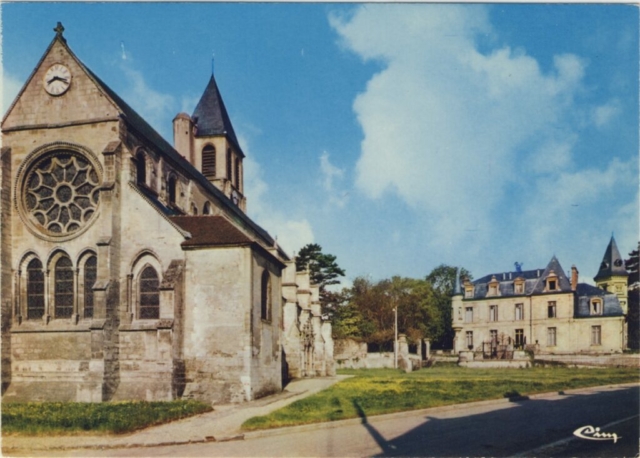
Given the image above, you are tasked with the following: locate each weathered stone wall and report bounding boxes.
[181,247,252,403]
[1,147,12,394]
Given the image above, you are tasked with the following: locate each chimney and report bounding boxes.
[173,113,194,164]
[571,265,579,291]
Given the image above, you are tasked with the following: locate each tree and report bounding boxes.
[296,243,345,316]
[296,243,345,290]
[625,245,639,350]
[425,264,473,349]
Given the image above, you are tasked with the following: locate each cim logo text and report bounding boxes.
[573,425,621,444]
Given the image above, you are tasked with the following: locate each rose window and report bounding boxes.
[23,152,100,235]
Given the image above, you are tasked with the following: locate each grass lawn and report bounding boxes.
[242,366,639,431]
[1,400,212,436]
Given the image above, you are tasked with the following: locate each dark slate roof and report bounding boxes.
[469,256,571,299]
[575,283,624,317]
[192,75,244,158]
[51,36,279,253]
[594,236,628,281]
[169,216,252,247]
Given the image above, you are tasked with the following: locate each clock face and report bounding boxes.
[43,64,72,96]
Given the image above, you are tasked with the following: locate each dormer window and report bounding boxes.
[591,299,603,316]
[464,284,474,299]
[545,270,558,292]
[487,276,500,297]
[514,278,525,295]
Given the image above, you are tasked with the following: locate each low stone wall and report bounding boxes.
[457,350,532,368]
[334,338,422,371]
[534,353,640,368]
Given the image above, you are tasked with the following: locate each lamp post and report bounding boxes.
[394,305,398,369]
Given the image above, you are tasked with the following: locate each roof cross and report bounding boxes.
[54,22,65,37]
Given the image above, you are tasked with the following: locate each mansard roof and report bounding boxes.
[594,236,628,281]
[575,283,624,317]
[469,256,572,299]
[192,75,245,158]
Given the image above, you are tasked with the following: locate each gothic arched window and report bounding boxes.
[136,151,146,186]
[139,266,160,319]
[203,202,212,215]
[168,176,177,206]
[261,270,271,322]
[235,158,241,190]
[54,256,74,318]
[202,145,216,180]
[84,255,97,319]
[27,258,45,320]
[226,149,232,183]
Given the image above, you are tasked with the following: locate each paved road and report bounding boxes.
[15,385,639,457]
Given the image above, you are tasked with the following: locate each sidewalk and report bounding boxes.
[2,375,351,454]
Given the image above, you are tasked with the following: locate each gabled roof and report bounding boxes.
[594,236,628,281]
[192,75,244,158]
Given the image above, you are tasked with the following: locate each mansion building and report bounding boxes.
[452,237,628,355]
[0,24,334,403]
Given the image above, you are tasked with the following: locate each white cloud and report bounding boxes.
[118,58,175,132]
[240,136,315,256]
[319,151,348,208]
[2,72,24,115]
[330,5,595,253]
[592,99,621,128]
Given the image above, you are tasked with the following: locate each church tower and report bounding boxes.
[594,235,629,313]
[173,73,246,211]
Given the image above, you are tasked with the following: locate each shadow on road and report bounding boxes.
[350,386,638,458]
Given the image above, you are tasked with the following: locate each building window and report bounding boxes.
[489,284,498,296]
[139,266,160,319]
[465,307,473,323]
[591,325,602,345]
[226,149,232,182]
[465,286,474,299]
[190,203,198,215]
[489,305,498,322]
[26,258,45,320]
[490,330,498,343]
[84,255,97,319]
[168,176,177,206]
[547,327,557,346]
[54,256,74,318]
[515,303,524,321]
[466,331,473,350]
[235,157,241,189]
[136,151,146,186]
[261,270,271,321]
[515,329,525,348]
[202,145,216,179]
[591,299,603,315]
[203,202,212,215]
[548,301,556,318]
[514,281,524,295]
[548,280,557,291]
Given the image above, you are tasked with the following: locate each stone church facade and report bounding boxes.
[1,25,333,403]
[451,237,628,356]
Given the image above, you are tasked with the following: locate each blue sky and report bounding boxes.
[2,3,638,286]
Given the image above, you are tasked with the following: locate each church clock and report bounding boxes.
[43,64,72,95]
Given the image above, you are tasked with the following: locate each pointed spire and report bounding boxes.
[594,235,628,281]
[192,74,243,157]
[453,268,462,296]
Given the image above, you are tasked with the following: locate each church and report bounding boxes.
[1,24,334,403]
[451,237,629,356]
